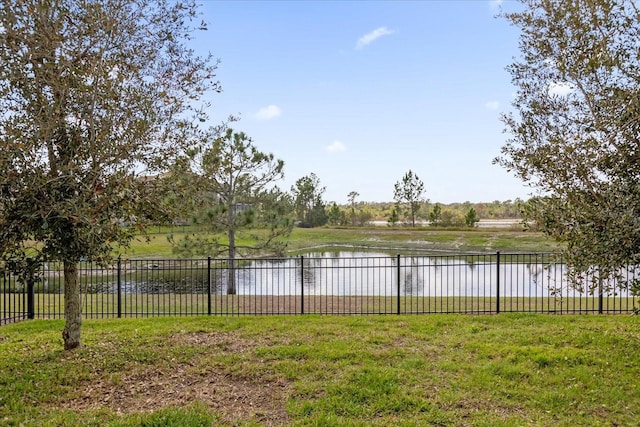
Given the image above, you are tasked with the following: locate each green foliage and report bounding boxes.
[347,190,359,226]
[429,203,442,226]
[439,210,464,227]
[496,0,640,293]
[292,173,328,227]
[302,199,523,224]
[327,202,347,226]
[393,170,426,227]
[387,205,399,226]
[353,207,373,226]
[464,208,480,227]
[0,0,219,348]
[0,0,217,265]
[517,197,542,231]
[170,129,293,260]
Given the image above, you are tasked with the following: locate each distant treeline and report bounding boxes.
[326,199,525,225]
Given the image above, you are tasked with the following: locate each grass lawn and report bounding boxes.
[119,227,562,259]
[1,314,638,426]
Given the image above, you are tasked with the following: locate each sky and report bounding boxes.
[192,0,530,205]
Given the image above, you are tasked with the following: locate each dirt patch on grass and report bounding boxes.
[446,397,527,423]
[169,330,261,352]
[62,332,291,426]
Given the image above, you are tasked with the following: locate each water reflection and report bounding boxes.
[73,252,631,298]
[221,251,570,297]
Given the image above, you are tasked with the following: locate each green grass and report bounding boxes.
[1,315,638,426]
[285,227,561,254]
[118,227,561,259]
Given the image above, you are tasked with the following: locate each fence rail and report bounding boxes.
[1,252,638,321]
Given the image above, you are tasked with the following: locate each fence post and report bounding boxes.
[27,277,35,320]
[117,256,122,318]
[496,251,501,314]
[299,256,305,315]
[396,254,401,315]
[598,277,604,314]
[26,258,35,320]
[207,257,212,315]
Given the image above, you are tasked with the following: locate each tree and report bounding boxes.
[387,206,399,227]
[464,208,480,227]
[393,170,425,227]
[487,200,502,219]
[0,0,219,349]
[327,202,346,226]
[495,0,640,293]
[347,191,359,226]
[354,208,373,226]
[291,173,327,227]
[429,204,442,227]
[171,129,293,294]
[440,210,464,227]
[517,197,542,231]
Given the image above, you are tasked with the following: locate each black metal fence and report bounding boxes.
[1,252,638,322]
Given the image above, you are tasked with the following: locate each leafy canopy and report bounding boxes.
[0,0,219,266]
[292,173,328,228]
[171,128,292,258]
[0,0,219,349]
[496,0,640,293]
[393,170,425,227]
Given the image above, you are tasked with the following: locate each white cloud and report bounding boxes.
[548,82,575,97]
[485,101,500,110]
[326,140,347,153]
[254,105,282,120]
[356,27,394,49]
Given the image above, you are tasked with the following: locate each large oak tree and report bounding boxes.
[0,0,219,349]
[496,0,640,294]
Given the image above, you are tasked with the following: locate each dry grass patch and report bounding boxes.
[60,331,291,426]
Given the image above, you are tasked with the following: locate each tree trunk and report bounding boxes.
[227,200,237,295]
[227,255,236,295]
[62,260,82,350]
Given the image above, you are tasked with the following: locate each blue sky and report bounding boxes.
[193,0,529,204]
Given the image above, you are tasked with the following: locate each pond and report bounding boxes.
[55,250,629,298]
[205,250,569,297]
[13,251,635,319]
